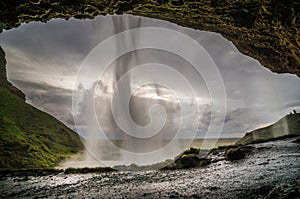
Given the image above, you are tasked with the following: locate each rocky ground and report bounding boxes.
[0,137,299,198]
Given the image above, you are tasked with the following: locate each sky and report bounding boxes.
[0,14,300,139]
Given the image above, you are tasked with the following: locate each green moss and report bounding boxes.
[0,0,298,76]
[225,145,254,161]
[176,154,201,168]
[182,147,200,155]
[0,87,83,169]
[174,154,212,168]
[225,147,245,161]
[172,147,211,169]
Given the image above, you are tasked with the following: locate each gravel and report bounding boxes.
[1,137,299,198]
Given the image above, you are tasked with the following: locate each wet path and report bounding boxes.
[1,137,299,198]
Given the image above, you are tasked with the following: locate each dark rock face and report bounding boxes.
[225,147,242,160]
[225,146,254,161]
[0,0,299,77]
[0,47,6,84]
[0,46,25,100]
[174,154,212,168]
[175,154,201,168]
[173,147,212,168]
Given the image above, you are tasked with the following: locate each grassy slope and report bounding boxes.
[237,113,300,145]
[0,87,83,169]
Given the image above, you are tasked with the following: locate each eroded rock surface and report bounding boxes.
[0,0,299,76]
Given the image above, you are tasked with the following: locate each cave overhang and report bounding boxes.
[0,0,299,76]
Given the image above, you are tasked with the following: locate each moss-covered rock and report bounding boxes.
[181,147,200,156]
[0,0,299,77]
[225,147,244,161]
[173,147,211,168]
[64,167,116,174]
[225,146,254,161]
[175,154,211,168]
[175,154,201,168]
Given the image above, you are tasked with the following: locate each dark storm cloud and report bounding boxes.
[12,79,75,125]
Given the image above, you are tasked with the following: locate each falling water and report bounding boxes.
[71,15,211,167]
[1,14,298,170]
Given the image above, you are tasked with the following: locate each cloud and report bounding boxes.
[11,79,74,126]
[225,107,247,123]
[0,15,300,138]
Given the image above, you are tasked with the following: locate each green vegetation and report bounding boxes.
[176,154,202,168]
[0,46,83,169]
[225,147,245,161]
[179,154,211,168]
[0,87,83,169]
[181,147,200,156]
[0,0,299,76]
[237,113,300,145]
[171,147,211,169]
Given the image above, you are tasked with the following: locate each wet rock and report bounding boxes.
[292,137,300,144]
[225,147,244,161]
[225,146,254,161]
[209,148,224,156]
[258,162,269,166]
[142,193,148,196]
[199,158,211,167]
[265,181,300,199]
[175,154,199,168]
[209,186,219,191]
[174,154,211,169]
[0,137,299,198]
[207,148,227,163]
